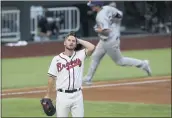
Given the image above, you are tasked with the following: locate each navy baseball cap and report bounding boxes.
[87,1,104,7]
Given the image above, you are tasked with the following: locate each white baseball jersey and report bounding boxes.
[48,49,86,90]
[95,5,123,40]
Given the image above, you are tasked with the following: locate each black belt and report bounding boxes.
[58,88,81,93]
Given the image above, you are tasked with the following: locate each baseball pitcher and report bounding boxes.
[42,32,95,117]
[83,1,152,85]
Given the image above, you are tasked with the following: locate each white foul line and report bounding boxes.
[1,79,171,96]
[83,79,170,89]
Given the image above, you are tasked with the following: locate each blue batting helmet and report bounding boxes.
[87,1,104,7]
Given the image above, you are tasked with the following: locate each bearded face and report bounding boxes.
[64,35,77,50]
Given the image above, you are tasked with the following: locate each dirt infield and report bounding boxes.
[2,76,171,105]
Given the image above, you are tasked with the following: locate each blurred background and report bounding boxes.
[1,1,171,44]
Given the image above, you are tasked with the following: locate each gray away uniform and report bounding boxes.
[84,6,149,82]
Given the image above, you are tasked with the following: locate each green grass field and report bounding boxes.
[2,48,171,117]
[2,98,171,117]
[2,48,171,89]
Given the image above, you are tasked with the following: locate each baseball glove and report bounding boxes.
[40,98,56,116]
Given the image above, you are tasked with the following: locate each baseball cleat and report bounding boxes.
[83,81,93,86]
[82,78,93,86]
[143,60,152,76]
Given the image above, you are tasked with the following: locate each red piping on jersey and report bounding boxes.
[71,52,76,89]
[59,54,71,90]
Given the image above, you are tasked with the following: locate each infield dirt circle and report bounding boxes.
[2,76,171,105]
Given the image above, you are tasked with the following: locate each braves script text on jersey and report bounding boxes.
[48,49,87,117]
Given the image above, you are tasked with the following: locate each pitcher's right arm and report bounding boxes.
[45,57,58,98]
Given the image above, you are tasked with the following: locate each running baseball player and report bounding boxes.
[43,32,95,117]
[83,1,152,85]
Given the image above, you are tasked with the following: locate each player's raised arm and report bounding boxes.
[77,38,95,56]
[110,7,123,19]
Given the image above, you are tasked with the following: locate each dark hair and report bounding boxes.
[65,31,77,42]
[66,31,76,38]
